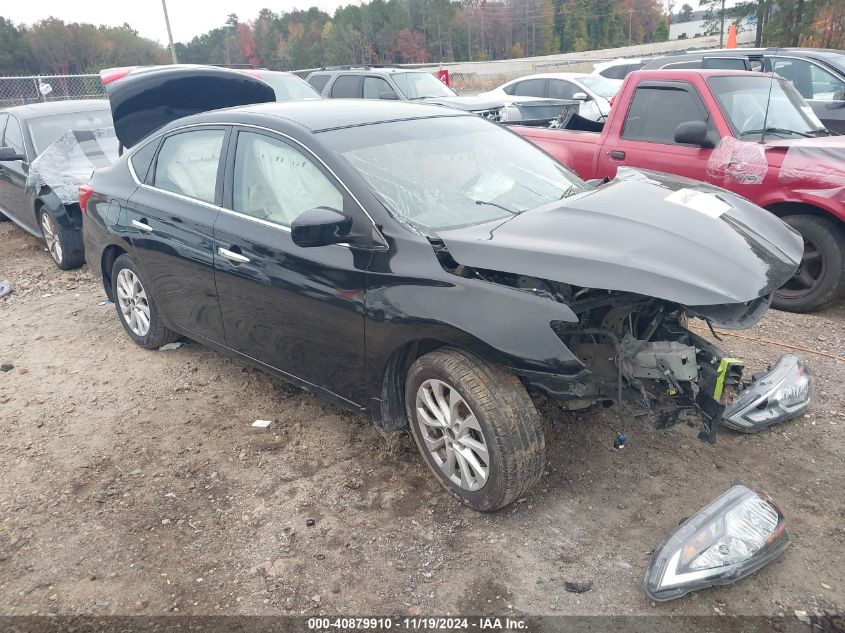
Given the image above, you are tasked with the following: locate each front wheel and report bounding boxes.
[405,347,545,511]
[111,254,180,349]
[773,214,845,313]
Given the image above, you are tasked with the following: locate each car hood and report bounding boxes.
[101,66,275,149]
[436,168,803,307]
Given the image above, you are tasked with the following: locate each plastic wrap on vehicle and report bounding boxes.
[26,128,119,205]
[778,140,845,202]
[705,136,768,185]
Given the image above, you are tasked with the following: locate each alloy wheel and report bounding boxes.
[778,236,825,299]
[115,268,151,337]
[40,212,63,265]
[415,378,490,491]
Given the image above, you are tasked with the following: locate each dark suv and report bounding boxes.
[306,66,574,125]
[643,48,845,133]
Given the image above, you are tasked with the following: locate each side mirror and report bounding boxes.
[0,146,25,161]
[291,207,353,248]
[379,91,399,100]
[674,121,715,148]
[572,92,590,101]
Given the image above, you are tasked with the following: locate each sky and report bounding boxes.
[2,0,348,45]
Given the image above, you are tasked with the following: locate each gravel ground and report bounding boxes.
[0,221,843,619]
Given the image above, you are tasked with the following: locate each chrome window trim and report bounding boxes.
[126,121,387,246]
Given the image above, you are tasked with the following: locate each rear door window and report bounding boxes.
[512,78,548,97]
[330,75,363,98]
[622,85,711,144]
[153,129,226,204]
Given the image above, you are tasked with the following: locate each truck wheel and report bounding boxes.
[111,254,180,349]
[39,207,84,270]
[405,347,545,511]
[773,215,845,313]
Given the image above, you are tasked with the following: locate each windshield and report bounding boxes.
[320,116,587,232]
[28,108,113,155]
[708,75,826,139]
[257,72,322,101]
[579,75,622,99]
[392,72,456,99]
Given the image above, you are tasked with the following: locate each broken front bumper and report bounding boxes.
[722,354,812,433]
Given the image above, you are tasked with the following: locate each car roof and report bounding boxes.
[632,69,773,80]
[1,99,109,119]
[233,99,467,132]
[311,67,423,76]
[509,72,588,82]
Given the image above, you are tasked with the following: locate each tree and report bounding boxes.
[0,18,33,75]
[678,3,695,20]
[394,28,429,62]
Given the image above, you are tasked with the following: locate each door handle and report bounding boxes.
[609,150,626,160]
[218,246,250,264]
[131,219,153,233]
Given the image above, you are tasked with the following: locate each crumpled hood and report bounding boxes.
[437,168,803,307]
[420,95,507,111]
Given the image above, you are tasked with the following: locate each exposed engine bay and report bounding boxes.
[434,241,812,441]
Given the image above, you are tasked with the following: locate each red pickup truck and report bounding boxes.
[514,69,845,312]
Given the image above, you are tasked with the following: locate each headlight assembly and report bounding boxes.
[644,484,789,601]
[722,353,811,432]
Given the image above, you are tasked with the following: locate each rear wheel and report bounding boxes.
[39,207,84,270]
[111,254,180,349]
[405,347,545,511]
[773,214,845,313]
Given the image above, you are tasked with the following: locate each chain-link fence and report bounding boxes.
[0,74,105,108]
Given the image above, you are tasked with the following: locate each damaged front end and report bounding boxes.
[545,286,812,441]
[432,243,811,439]
[431,169,812,439]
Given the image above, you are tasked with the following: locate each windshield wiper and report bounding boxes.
[741,127,813,138]
[474,199,519,215]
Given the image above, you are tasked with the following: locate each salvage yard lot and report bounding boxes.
[0,220,843,617]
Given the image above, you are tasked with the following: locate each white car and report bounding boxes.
[481,73,622,121]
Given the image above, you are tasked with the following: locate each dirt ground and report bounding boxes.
[0,220,843,620]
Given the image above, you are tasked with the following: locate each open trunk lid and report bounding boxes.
[100,65,276,149]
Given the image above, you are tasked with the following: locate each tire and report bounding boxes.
[110,254,180,349]
[0,210,10,222]
[405,347,545,511]
[772,214,845,313]
[39,206,84,270]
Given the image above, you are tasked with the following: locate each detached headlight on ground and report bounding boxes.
[644,484,789,601]
[722,354,811,432]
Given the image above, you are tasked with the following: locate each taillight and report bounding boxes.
[78,185,94,214]
[100,67,132,85]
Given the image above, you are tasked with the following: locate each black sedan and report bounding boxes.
[0,100,113,269]
[84,67,811,511]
